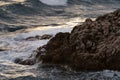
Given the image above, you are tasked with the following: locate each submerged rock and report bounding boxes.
[14,58,35,65]
[25,34,52,41]
[18,9,120,71]
[0,49,6,51]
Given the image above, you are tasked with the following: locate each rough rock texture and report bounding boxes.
[35,9,120,71]
[35,32,71,64]
[16,9,120,71]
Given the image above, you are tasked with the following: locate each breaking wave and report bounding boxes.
[39,0,67,6]
[0,0,120,32]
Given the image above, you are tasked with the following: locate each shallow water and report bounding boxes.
[0,0,120,80]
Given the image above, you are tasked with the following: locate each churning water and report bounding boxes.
[0,0,120,80]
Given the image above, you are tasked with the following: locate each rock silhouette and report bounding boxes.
[14,58,35,65]
[15,9,120,71]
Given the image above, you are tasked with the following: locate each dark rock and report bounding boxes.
[14,58,23,63]
[14,58,35,65]
[40,34,53,40]
[25,36,38,41]
[21,9,120,71]
[25,34,52,41]
[40,32,71,64]
[37,9,120,71]
[0,49,6,51]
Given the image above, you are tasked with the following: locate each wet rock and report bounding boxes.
[14,58,35,65]
[115,72,120,77]
[25,36,38,41]
[14,58,23,63]
[25,34,52,41]
[39,32,71,64]
[22,9,120,71]
[40,34,53,40]
[35,9,120,71]
[0,49,6,51]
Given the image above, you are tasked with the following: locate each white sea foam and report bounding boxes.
[39,0,67,6]
[0,17,82,62]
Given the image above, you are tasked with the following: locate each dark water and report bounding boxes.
[0,0,120,32]
[0,0,120,80]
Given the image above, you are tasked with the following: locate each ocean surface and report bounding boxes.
[0,0,120,80]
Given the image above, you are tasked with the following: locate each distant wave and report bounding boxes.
[0,0,120,15]
[39,0,67,6]
[0,0,120,32]
[0,0,66,32]
[68,0,120,5]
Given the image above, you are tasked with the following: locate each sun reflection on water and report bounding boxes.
[0,0,25,6]
[0,61,36,79]
[26,17,87,31]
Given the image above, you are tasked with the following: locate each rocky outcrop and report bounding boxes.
[36,9,120,71]
[15,9,120,71]
[35,32,71,64]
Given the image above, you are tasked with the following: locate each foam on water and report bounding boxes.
[0,0,120,79]
[0,17,82,62]
[39,0,67,6]
[1,16,120,79]
[0,17,83,79]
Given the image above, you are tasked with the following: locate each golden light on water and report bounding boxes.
[27,17,87,31]
[0,62,36,78]
[0,1,10,6]
[0,0,25,6]
[12,0,25,2]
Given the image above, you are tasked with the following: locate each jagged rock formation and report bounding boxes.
[15,9,120,71]
[36,9,120,71]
